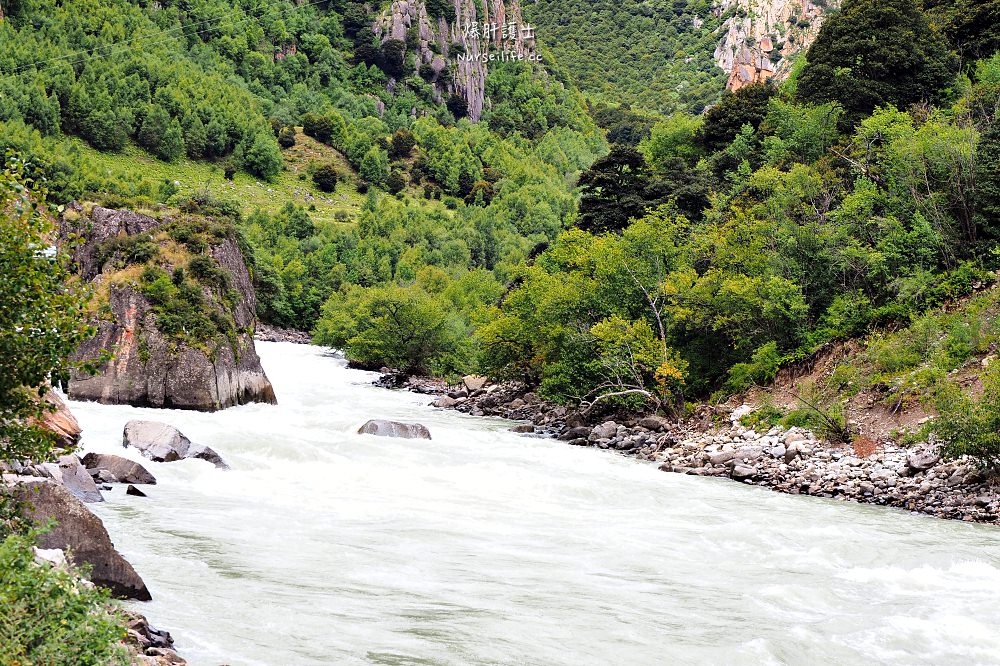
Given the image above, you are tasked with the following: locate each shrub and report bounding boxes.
[277,126,296,148]
[927,362,1000,469]
[0,531,129,665]
[236,131,282,181]
[313,163,339,192]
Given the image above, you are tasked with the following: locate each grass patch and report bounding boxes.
[75,130,365,227]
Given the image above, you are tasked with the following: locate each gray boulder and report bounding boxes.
[37,454,103,503]
[123,420,228,469]
[81,453,157,485]
[11,477,150,600]
[637,415,671,432]
[907,450,941,473]
[357,420,432,439]
[589,421,618,441]
[433,395,459,408]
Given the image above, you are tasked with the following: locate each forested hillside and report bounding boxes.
[478,0,1000,449]
[523,0,727,114]
[0,0,605,374]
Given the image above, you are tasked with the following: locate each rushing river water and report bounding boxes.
[68,342,1000,665]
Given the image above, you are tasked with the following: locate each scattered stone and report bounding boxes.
[907,450,941,473]
[357,419,432,439]
[434,395,459,408]
[126,485,147,497]
[462,375,488,392]
[732,465,756,480]
[81,453,157,485]
[510,424,535,433]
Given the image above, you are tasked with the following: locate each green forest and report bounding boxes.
[1,0,1000,435]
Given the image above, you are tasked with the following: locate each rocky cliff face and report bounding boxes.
[62,206,276,412]
[374,0,537,121]
[713,0,837,91]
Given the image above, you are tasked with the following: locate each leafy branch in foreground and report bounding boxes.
[0,154,94,462]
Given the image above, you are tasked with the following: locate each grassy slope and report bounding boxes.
[79,129,366,226]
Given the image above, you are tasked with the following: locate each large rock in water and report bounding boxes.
[123,420,229,469]
[81,452,157,485]
[10,477,151,600]
[357,420,432,439]
[61,205,277,412]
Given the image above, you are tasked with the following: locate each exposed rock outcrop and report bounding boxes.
[374,0,538,121]
[713,0,837,91]
[62,205,277,412]
[123,420,229,469]
[358,419,432,439]
[9,476,151,599]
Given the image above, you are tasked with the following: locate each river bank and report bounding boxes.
[384,373,1000,525]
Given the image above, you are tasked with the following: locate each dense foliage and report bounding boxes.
[0,157,92,462]
[523,0,728,114]
[0,531,129,666]
[477,35,1000,410]
[0,159,128,665]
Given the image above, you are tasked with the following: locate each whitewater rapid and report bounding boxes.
[69,342,1000,665]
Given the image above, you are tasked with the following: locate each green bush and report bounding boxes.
[0,531,129,665]
[927,362,1000,469]
[312,163,339,193]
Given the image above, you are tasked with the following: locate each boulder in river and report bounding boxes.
[123,420,229,469]
[81,452,157,485]
[10,477,151,600]
[37,454,104,503]
[357,420,432,439]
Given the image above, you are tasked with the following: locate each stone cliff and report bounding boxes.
[61,206,276,411]
[374,0,537,121]
[713,0,837,91]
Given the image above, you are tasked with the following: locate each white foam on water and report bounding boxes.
[67,342,1000,666]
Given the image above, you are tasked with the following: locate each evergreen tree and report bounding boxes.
[798,0,957,124]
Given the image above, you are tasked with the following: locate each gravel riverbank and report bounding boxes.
[383,373,1000,525]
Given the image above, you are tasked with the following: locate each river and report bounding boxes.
[68,341,1000,665]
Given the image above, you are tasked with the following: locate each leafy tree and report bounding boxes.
[928,360,1000,468]
[313,285,462,374]
[237,131,283,181]
[922,0,1000,65]
[312,163,339,192]
[447,94,469,119]
[976,117,1000,226]
[388,129,416,159]
[360,146,390,186]
[0,157,93,462]
[277,126,297,148]
[379,39,407,78]
[797,0,958,125]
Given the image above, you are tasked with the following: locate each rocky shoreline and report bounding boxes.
[255,324,312,344]
[385,374,1000,525]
